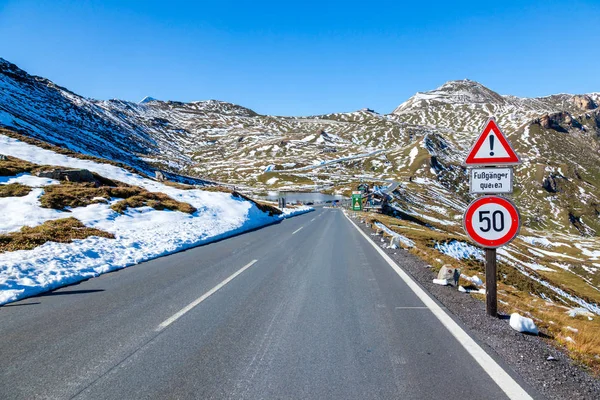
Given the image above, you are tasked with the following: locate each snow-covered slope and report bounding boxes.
[1,57,600,237]
[0,135,311,304]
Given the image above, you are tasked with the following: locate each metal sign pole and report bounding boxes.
[485,248,497,317]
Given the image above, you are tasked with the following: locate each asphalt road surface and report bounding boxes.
[0,207,534,399]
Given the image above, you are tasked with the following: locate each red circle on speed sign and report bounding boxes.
[463,196,520,248]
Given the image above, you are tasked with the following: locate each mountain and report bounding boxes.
[3,58,600,372]
[1,57,600,237]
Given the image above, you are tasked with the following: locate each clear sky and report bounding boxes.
[1,0,599,116]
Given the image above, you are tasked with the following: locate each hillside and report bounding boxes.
[2,57,600,372]
[2,58,599,236]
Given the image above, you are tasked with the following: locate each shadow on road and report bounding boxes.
[1,302,41,307]
[36,289,105,297]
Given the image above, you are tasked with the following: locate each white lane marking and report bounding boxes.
[344,213,532,400]
[292,227,303,235]
[395,306,430,309]
[310,218,316,222]
[156,260,258,331]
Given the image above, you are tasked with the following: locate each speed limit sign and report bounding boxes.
[463,196,520,248]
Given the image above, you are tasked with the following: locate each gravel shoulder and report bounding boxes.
[351,214,600,400]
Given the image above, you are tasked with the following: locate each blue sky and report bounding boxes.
[1,0,599,115]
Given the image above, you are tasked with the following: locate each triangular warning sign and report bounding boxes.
[465,118,520,165]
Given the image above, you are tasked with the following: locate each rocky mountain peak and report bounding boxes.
[393,79,505,114]
[139,96,158,104]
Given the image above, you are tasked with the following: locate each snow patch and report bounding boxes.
[509,313,539,335]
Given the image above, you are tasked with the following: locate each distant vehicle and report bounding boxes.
[305,202,314,205]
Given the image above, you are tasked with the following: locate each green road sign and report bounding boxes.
[351,193,362,211]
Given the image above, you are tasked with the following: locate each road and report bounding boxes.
[0,207,533,399]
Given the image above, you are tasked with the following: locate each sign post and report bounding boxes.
[464,118,521,317]
[351,191,362,211]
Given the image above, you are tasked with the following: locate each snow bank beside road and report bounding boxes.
[0,135,312,304]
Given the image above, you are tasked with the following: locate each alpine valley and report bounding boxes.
[2,58,600,369]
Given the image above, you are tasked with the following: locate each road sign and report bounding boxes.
[351,192,362,211]
[463,196,520,248]
[465,119,520,165]
[469,167,513,194]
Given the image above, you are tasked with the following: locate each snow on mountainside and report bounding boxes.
[1,57,600,239]
[0,134,311,304]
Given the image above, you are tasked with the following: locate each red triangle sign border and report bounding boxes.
[465,118,521,165]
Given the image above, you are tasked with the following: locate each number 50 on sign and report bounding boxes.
[463,196,520,248]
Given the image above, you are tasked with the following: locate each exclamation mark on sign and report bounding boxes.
[489,135,495,156]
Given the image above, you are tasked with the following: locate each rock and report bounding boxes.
[536,111,582,131]
[469,275,483,287]
[572,95,597,111]
[155,170,166,181]
[35,168,95,183]
[542,173,568,193]
[458,286,486,294]
[509,313,539,335]
[437,265,460,285]
[547,356,557,361]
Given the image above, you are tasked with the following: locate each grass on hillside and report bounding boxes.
[232,191,282,216]
[353,210,600,375]
[40,183,139,209]
[38,181,196,215]
[0,217,115,253]
[0,127,146,177]
[0,183,31,197]
[110,192,197,214]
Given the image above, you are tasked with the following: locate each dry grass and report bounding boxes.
[197,185,233,193]
[161,180,197,190]
[356,210,600,375]
[110,192,197,214]
[0,217,115,253]
[0,127,146,177]
[499,287,600,375]
[40,181,196,215]
[0,183,31,197]
[232,191,282,216]
[39,183,142,209]
[0,155,39,176]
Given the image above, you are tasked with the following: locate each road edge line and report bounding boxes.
[156,259,258,331]
[343,212,532,400]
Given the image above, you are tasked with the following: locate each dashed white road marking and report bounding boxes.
[292,227,303,235]
[156,260,258,331]
[310,218,316,222]
[344,212,532,400]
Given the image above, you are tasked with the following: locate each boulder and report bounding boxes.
[536,111,581,131]
[35,168,95,183]
[572,95,597,111]
[509,313,539,335]
[437,265,460,285]
[155,170,166,181]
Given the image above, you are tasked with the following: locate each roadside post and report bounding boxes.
[464,118,521,317]
[351,191,363,211]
